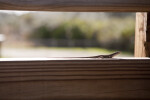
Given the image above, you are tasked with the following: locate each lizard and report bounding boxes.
[52,51,120,59]
[80,51,120,58]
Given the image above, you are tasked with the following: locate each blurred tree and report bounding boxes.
[120,27,135,52]
[52,23,67,39]
[29,25,51,39]
[71,25,85,39]
[0,12,135,53]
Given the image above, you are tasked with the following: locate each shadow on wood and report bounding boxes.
[0,59,150,100]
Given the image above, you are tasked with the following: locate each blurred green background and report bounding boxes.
[0,11,135,58]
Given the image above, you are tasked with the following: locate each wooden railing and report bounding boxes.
[0,0,150,12]
[0,58,150,100]
[0,0,150,100]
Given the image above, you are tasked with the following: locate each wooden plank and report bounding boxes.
[145,13,150,57]
[0,0,150,12]
[135,13,150,57]
[135,13,147,57]
[0,42,1,58]
[0,59,150,100]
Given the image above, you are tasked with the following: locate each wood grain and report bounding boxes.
[0,0,150,12]
[135,12,150,57]
[135,13,147,57]
[145,13,150,57]
[0,59,150,100]
[0,42,1,58]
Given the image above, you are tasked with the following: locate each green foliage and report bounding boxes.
[29,25,51,39]
[29,20,94,40]
[26,15,135,53]
[52,24,67,39]
[122,27,134,38]
[120,26,135,52]
[71,25,86,39]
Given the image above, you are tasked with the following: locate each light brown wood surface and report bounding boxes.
[135,13,147,57]
[0,1,150,100]
[0,59,150,100]
[135,12,150,57]
[0,0,150,12]
[145,13,150,57]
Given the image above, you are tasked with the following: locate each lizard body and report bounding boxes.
[52,51,120,59]
[80,51,120,58]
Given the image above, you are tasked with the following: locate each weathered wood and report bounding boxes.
[0,58,150,100]
[0,42,1,58]
[145,13,150,57]
[0,0,150,12]
[0,34,4,58]
[135,13,150,57]
[135,13,147,57]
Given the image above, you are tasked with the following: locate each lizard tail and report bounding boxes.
[109,51,120,58]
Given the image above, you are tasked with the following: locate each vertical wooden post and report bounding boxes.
[0,42,1,58]
[145,13,150,57]
[135,12,150,57]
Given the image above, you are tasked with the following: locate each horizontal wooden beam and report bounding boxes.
[0,0,150,12]
[0,58,150,100]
